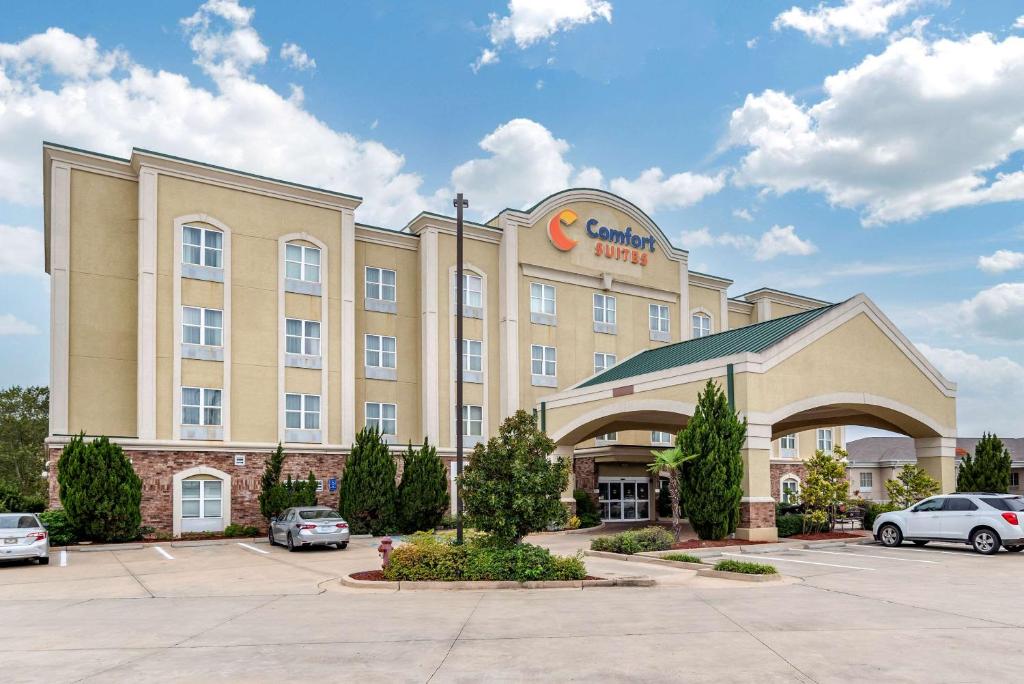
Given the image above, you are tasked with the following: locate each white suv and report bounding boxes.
[874,493,1024,555]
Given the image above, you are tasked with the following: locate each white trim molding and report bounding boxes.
[420,227,440,443]
[340,208,356,446]
[448,262,490,448]
[137,167,158,439]
[498,215,520,419]
[48,161,71,436]
[171,465,232,538]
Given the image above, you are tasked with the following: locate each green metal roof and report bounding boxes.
[579,301,844,388]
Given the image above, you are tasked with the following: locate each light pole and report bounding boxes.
[454,193,468,545]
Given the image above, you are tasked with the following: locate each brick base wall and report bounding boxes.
[739,500,776,529]
[573,457,597,494]
[770,462,808,501]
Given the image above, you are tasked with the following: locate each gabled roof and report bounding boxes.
[579,301,842,388]
[847,436,1024,466]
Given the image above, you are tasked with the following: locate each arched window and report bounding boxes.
[691,312,712,338]
[780,476,800,505]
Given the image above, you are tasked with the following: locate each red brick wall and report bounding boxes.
[739,500,776,529]
[573,457,597,494]
[770,462,807,501]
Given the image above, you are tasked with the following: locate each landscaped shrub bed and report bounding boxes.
[382,533,587,582]
[714,559,778,575]
[776,513,829,538]
[590,526,674,555]
[662,552,703,564]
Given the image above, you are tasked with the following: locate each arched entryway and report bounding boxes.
[172,466,232,537]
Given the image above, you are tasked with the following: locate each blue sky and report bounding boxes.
[1,0,1023,436]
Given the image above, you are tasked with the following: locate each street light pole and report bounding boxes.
[454,192,468,545]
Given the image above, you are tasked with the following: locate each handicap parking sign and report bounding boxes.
[328,478,337,492]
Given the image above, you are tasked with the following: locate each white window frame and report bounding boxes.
[692,312,712,338]
[460,273,483,309]
[779,434,797,458]
[594,352,617,373]
[182,225,223,268]
[462,339,483,373]
[181,387,222,427]
[285,243,321,283]
[365,334,397,369]
[461,405,483,437]
[1011,472,1020,488]
[365,266,397,302]
[530,283,556,316]
[181,479,222,520]
[365,402,397,436]
[859,472,874,491]
[780,477,800,505]
[285,318,321,356]
[649,304,670,333]
[285,393,321,430]
[652,431,674,445]
[817,428,834,453]
[596,432,617,443]
[531,345,557,377]
[593,293,616,325]
[182,306,223,347]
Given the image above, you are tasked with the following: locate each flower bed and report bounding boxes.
[590,526,674,555]
[714,559,778,575]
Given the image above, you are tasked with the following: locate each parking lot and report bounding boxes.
[2,536,1024,682]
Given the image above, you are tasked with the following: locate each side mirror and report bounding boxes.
[270,516,278,523]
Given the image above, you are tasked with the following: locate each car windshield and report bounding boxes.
[981,497,1024,512]
[0,514,39,529]
[298,510,342,520]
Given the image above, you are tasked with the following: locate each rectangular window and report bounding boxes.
[462,405,483,436]
[462,339,483,373]
[286,318,321,356]
[597,433,617,442]
[531,345,557,377]
[652,431,674,445]
[285,243,321,283]
[182,225,222,268]
[365,267,397,302]
[692,313,711,338]
[593,293,616,325]
[817,428,834,453]
[859,472,873,490]
[365,402,397,436]
[182,307,223,347]
[649,304,669,333]
[285,393,320,430]
[365,334,397,369]
[181,387,222,426]
[1012,472,1020,488]
[594,352,617,373]
[781,479,799,505]
[530,283,556,316]
[460,274,483,309]
[780,434,797,457]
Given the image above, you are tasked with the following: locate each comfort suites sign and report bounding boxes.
[547,209,655,266]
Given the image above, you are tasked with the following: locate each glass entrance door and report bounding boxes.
[598,477,650,522]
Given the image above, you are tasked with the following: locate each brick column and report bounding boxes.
[737,423,777,541]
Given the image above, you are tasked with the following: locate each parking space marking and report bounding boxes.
[237,542,269,555]
[802,548,938,563]
[154,546,174,560]
[720,552,876,571]
[882,546,986,559]
[59,550,67,567]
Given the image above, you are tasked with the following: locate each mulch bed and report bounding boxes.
[348,570,604,582]
[671,539,769,549]
[787,531,865,541]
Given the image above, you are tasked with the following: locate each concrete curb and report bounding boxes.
[561,522,606,535]
[584,550,706,571]
[340,573,645,590]
[72,543,145,552]
[55,536,269,552]
[696,568,782,583]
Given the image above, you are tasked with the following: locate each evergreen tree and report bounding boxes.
[460,410,569,545]
[678,380,747,540]
[56,434,142,542]
[258,443,290,520]
[397,438,449,533]
[957,433,1012,493]
[339,426,397,535]
[885,463,940,508]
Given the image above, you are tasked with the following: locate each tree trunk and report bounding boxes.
[669,472,681,541]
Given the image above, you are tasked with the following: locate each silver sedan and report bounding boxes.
[269,507,350,551]
[0,513,50,565]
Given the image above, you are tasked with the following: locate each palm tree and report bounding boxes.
[648,445,695,541]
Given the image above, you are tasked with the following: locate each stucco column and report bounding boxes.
[915,436,957,494]
[553,444,576,511]
[340,208,356,446]
[737,423,777,541]
[419,227,440,444]
[678,260,690,341]
[137,167,158,440]
[49,161,71,437]
[498,216,520,419]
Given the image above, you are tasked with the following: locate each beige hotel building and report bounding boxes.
[42,142,959,540]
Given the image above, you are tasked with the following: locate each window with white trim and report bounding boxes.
[365,334,397,369]
[649,304,669,333]
[181,387,222,426]
[285,393,320,430]
[530,283,556,316]
[285,243,321,283]
[781,477,800,505]
[692,313,711,338]
[459,274,483,308]
[462,339,483,373]
[365,267,396,302]
[182,478,222,519]
[182,225,222,268]
[182,307,223,347]
[859,472,873,490]
[594,352,616,373]
[365,402,397,436]
[462,405,483,437]
[593,293,616,325]
[286,319,320,356]
[779,434,797,458]
[652,431,674,445]
[531,345,556,377]
[817,428,834,453]
[597,433,617,442]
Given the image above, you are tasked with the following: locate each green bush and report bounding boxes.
[573,489,601,528]
[57,435,142,542]
[663,552,702,564]
[397,439,449,533]
[39,509,76,546]
[0,481,45,513]
[589,526,674,555]
[863,502,899,529]
[340,426,398,535]
[224,524,259,538]
[777,513,828,537]
[714,559,777,575]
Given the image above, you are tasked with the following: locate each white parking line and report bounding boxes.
[154,546,174,560]
[237,542,269,555]
[720,552,875,571]
[880,545,986,558]
[801,548,938,564]
[59,550,67,567]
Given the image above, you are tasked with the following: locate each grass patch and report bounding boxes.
[662,552,703,564]
[713,559,778,575]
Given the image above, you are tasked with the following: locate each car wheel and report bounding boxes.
[879,523,902,547]
[1005,545,1024,553]
[268,528,276,546]
[338,542,348,550]
[38,557,50,565]
[912,540,928,547]
[971,528,1000,555]
[287,533,297,552]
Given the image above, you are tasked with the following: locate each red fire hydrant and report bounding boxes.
[378,536,393,568]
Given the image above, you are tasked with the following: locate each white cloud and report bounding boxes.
[957,282,1024,340]
[280,42,315,71]
[678,225,817,261]
[0,225,44,276]
[978,249,1024,274]
[728,33,1024,226]
[0,314,40,336]
[773,0,924,45]
[0,6,436,226]
[608,168,725,213]
[473,0,612,71]
[733,208,754,221]
[1014,15,1024,30]
[572,166,604,188]
[679,227,715,248]
[917,343,1024,436]
[746,37,759,49]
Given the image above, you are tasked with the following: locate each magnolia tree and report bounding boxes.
[801,446,850,533]
[885,464,940,508]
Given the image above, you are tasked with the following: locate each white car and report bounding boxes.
[0,513,50,565]
[874,493,1024,555]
